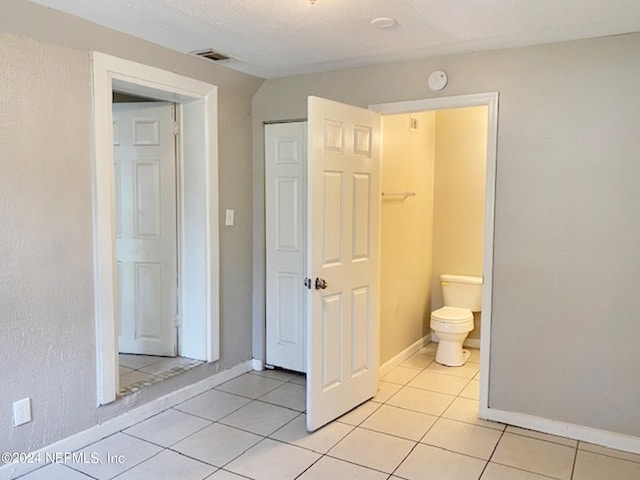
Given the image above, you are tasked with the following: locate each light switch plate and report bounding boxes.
[225,209,235,226]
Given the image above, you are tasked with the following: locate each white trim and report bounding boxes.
[91,52,220,405]
[370,92,499,422]
[0,361,252,480]
[379,335,431,376]
[483,408,640,455]
[370,93,497,115]
[252,358,265,371]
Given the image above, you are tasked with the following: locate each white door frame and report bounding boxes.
[91,52,220,405]
[370,92,499,421]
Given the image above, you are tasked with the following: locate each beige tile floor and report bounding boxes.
[18,345,640,479]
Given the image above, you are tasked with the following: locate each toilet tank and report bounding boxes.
[441,274,483,311]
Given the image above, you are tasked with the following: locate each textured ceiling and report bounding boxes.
[30,0,640,78]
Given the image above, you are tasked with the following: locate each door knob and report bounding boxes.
[314,277,328,290]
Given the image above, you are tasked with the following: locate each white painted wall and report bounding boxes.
[252,32,640,438]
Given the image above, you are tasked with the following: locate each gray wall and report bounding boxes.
[252,33,640,437]
[0,0,262,453]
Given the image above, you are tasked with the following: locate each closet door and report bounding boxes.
[265,122,307,372]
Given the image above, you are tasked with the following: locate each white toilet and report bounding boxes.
[430,274,483,366]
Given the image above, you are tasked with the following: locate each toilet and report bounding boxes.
[430,274,483,366]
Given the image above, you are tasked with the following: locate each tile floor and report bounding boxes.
[118,354,205,396]
[18,344,640,479]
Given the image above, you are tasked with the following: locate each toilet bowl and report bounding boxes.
[430,274,482,367]
[430,307,474,366]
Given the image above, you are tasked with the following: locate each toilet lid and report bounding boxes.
[431,306,473,323]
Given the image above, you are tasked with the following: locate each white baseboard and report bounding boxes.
[379,335,431,376]
[430,332,481,349]
[481,407,640,455]
[0,361,252,480]
[251,358,264,371]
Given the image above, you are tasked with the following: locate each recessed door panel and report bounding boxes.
[134,262,163,339]
[275,137,299,165]
[323,120,344,153]
[134,160,161,238]
[276,272,300,345]
[322,293,343,391]
[352,173,371,261]
[133,117,160,145]
[322,171,343,266]
[353,125,373,157]
[351,286,370,376]
[275,177,299,251]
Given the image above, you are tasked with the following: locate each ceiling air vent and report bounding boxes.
[191,49,232,62]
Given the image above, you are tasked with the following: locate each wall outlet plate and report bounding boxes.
[13,398,31,427]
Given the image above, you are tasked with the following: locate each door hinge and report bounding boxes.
[173,122,180,136]
[304,277,312,289]
[174,315,181,327]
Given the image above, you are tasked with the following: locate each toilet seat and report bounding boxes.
[431,306,473,323]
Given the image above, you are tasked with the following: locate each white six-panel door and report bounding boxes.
[113,102,178,357]
[306,96,381,431]
[265,122,307,372]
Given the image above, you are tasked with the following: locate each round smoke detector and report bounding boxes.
[428,70,448,91]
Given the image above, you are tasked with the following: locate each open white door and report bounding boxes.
[306,96,380,431]
[113,102,178,357]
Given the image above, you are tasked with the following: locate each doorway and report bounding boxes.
[92,52,220,405]
[112,99,208,395]
[380,106,488,361]
[262,92,498,426]
[370,93,497,419]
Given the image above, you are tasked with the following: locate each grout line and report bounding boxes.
[570,441,579,480]
[323,451,407,477]
[479,424,507,479]
[488,461,562,479]
[62,437,162,480]
[120,412,215,450]
[214,468,254,480]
